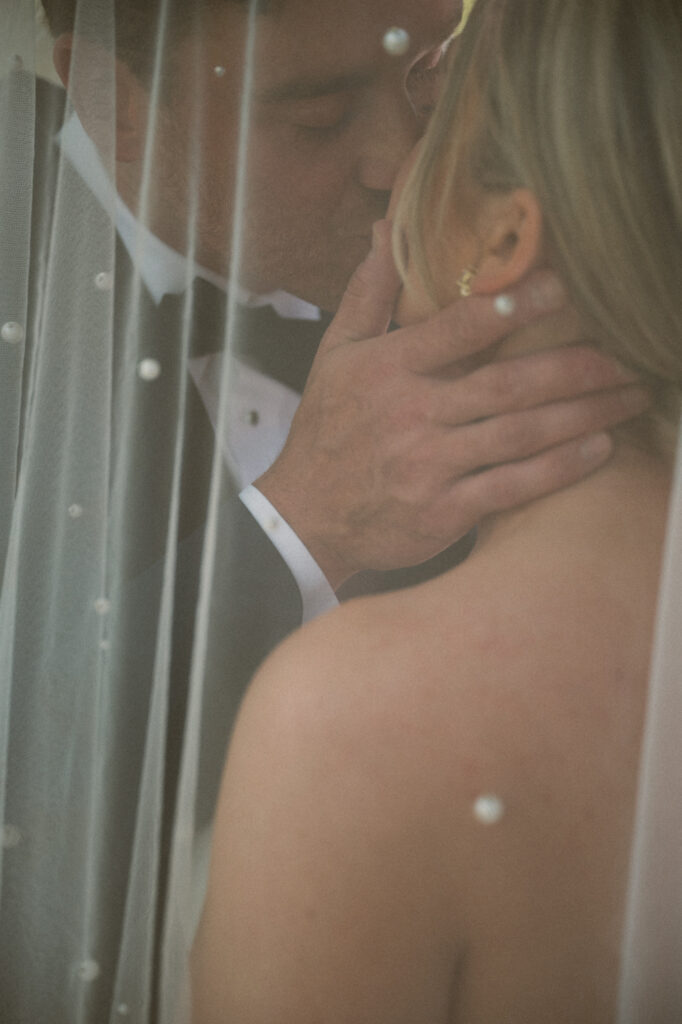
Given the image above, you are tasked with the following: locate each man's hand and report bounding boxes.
[256,221,649,590]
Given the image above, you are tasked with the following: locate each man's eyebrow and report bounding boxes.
[257,70,374,104]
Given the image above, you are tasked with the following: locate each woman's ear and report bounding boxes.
[52,34,148,163]
[470,188,543,295]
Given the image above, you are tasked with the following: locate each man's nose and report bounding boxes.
[356,93,423,194]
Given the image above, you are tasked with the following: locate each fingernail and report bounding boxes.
[529,275,565,313]
[580,433,612,462]
[493,294,515,317]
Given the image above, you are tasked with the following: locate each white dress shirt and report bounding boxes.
[60,114,338,621]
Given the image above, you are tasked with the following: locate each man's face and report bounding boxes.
[153,0,462,310]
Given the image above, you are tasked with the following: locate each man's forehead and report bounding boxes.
[262,0,462,49]
[251,0,462,99]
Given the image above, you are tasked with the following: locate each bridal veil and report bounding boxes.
[0,2,680,1022]
[0,1,261,1019]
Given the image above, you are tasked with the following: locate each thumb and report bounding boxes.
[322,219,402,349]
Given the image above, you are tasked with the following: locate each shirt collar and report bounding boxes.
[58,113,321,322]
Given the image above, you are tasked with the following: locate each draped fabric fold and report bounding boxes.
[0,5,277,1019]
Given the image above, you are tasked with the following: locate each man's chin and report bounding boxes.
[292,255,374,313]
[237,239,374,313]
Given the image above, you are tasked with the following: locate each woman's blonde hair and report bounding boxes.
[395,0,682,446]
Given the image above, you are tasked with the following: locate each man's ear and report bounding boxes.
[52,33,148,163]
[470,188,543,295]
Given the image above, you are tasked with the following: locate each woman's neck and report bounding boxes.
[477,435,672,551]
[475,294,674,544]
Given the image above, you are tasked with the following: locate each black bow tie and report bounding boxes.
[158,278,330,394]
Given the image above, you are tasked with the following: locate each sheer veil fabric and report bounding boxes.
[617,432,682,1021]
[0,2,680,1023]
[0,2,260,1020]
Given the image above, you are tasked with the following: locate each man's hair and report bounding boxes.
[39,0,254,79]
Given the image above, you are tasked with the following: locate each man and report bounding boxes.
[43,0,639,605]
[1,0,643,1019]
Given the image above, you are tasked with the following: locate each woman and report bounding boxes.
[192,0,682,1020]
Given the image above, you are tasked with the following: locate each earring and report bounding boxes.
[456,266,477,298]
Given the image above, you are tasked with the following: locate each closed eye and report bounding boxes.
[295,107,354,140]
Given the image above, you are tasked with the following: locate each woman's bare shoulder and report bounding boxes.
[245,479,660,761]
[222,452,667,853]
[196,480,663,1023]
[196,589,477,1023]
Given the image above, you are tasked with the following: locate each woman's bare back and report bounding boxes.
[194,443,669,1024]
